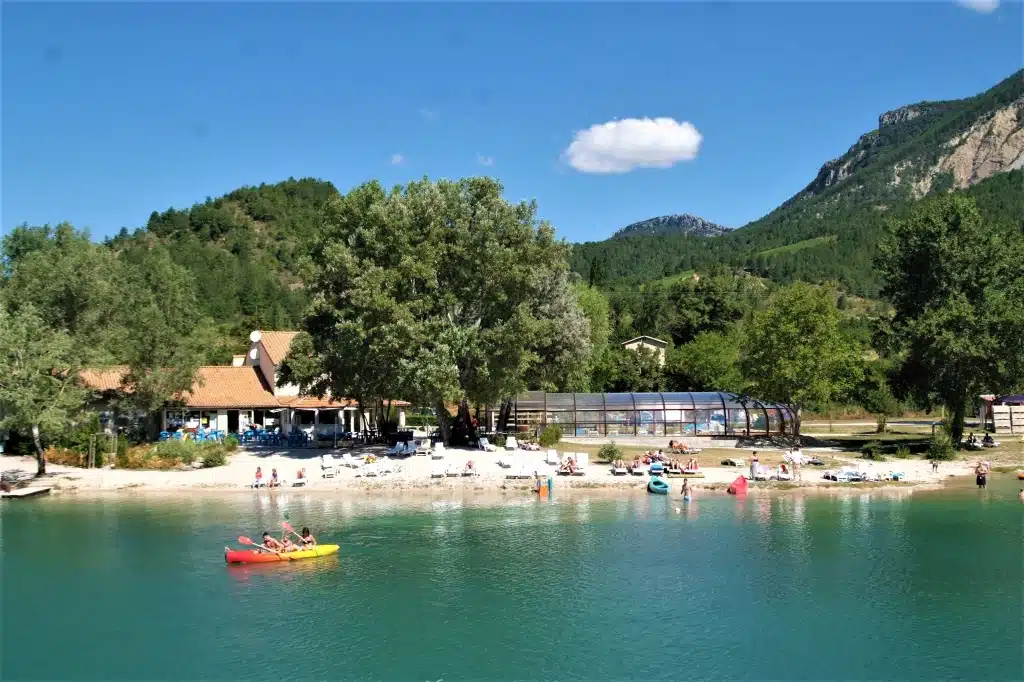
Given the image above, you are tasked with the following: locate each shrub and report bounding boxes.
[860,441,887,461]
[494,435,507,448]
[115,434,130,468]
[875,413,889,434]
[224,434,240,451]
[153,440,196,465]
[538,425,562,448]
[45,446,86,467]
[598,441,623,463]
[928,430,956,461]
[893,445,913,459]
[200,444,227,468]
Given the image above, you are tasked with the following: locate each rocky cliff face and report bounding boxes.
[911,98,1024,196]
[613,214,730,239]
[795,71,1023,203]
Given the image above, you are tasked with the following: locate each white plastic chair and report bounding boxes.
[505,437,518,451]
[320,454,338,478]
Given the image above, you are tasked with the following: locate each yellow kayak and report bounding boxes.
[225,544,339,564]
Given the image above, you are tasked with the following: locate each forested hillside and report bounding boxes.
[108,177,339,333]
[572,69,1024,295]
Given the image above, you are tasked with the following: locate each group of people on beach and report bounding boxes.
[260,527,317,553]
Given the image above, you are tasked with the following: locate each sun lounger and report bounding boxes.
[386,442,405,456]
[340,453,362,468]
[292,478,307,487]
[431,442,446,459]
[774,466,793,481]
[611,462,628,475]
[416,439,433,455]
[545,449,560,466]
[753,465,772,481]
[496,453,512,468]
[572,453,587,476]
[462,461,479,476]
[430,460,447,478]
[629,463,648,476]
[505,437,518,451]
[478,437,497,452]
[320,454,338,478]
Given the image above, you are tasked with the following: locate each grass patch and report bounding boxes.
[757,235,837,258]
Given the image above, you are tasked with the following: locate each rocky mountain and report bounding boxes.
[571,69,1024,295]
[612,214,730,239]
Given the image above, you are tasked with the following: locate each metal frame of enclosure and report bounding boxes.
[501,392,793,438]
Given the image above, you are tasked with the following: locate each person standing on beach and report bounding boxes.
[750,452,759,481]
[931,460,939,474]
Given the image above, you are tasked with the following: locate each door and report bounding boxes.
[227,410,239,434]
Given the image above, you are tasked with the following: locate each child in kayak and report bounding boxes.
[281,535,301,552]
[299,527,317,548]
[261,532,283,552]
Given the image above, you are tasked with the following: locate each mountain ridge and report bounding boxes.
[612,214,730,240]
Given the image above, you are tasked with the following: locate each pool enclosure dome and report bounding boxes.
[496,392,793,438]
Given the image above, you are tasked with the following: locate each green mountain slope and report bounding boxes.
[109,177,339,332]
[572,69,1024,295]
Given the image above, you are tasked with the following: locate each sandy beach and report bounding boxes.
[2,440,1007,495]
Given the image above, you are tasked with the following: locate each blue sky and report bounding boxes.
[3,2,1022,243]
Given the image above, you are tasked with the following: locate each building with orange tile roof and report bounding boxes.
[80,330,408,437]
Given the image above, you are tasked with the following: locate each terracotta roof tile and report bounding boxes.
[79,366,130,392]
[258,331,299,366]
[183,366,279,408]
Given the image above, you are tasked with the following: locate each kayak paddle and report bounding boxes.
[282,521,317,548]
[237,535,285,558]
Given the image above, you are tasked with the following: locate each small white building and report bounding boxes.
[621,336,668,367]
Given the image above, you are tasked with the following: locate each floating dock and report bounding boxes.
[1,486,53,499]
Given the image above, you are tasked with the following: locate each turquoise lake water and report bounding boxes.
[2,478,1021,681]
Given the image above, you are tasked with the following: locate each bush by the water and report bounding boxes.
[928,430,956,461]
[538,425,562,447]
[108,439,232,470]
[893,445,912,459]
[598,441,623,463]
[860,441,888,461]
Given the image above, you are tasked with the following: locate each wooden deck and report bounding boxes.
[1,486,53,499]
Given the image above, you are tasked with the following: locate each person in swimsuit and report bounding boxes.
[299,527,317,547]
[261,532,283,552]
[975,461,988,489]
[681,477,692,501]
[269,468,280,488]
[281,535,301,552]
[253,467,263,488]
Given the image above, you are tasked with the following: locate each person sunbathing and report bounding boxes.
[561,458,577,474]
[631,457,642,470]
[465,460,476,472]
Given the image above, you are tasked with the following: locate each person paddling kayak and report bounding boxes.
[299,527,317,547]
[261,532,283,552]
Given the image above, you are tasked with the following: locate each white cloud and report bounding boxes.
[391,153,405,165]
[955,0,999,12]
[563,117,703,174]
[476,154,494,167]
[419,108,439,122]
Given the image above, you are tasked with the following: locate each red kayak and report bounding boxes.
[224,544,339,564]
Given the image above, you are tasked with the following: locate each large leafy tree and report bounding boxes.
[115,248,205,437]
[0,304,87,475]
[877,194,1024,445]
[287,177,591,444]
[741,282,861,440]
[667,330,745,393]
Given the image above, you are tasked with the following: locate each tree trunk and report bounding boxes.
[950,398,967,448]
[458,398,477,443]
[791,405,803,446]
[434,401,451,446]
[31,424,46,477]
[497,398,513,433]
